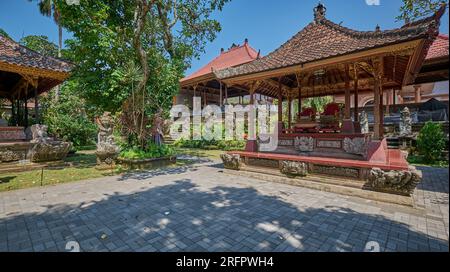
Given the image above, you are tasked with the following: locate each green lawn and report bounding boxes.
[0,148,225,192]
[0,151,116,192]
[407,155,449,168]
[174,147,224,160]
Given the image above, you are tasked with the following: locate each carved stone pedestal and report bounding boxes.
[367,166,422,196]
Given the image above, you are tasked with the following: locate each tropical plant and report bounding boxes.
[19,35,59,57]
[0,28,10,39]
[30,0,64,99]
[119,143,175,160]
[41,83,97,148]
[31,0,63,57]
[398,0,448,22]
[416,122,446,163]
[55,0,229,150]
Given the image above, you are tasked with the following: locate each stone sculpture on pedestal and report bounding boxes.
[360,111,369,134]
[399,107,412,136]
[95,112,120,165]
[28,124,72,162]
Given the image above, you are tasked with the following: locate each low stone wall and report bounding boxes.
[0,142,31,162]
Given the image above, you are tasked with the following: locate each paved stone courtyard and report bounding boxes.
[0,157,448,252]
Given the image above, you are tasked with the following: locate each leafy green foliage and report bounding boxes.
[41,84,97,148]
[175,139,245,151]
[398,0,448,22]
[19,35,59,57]
[52,0,229,149]
[119,144,175,159]
[416,122,446,163]
[0,28,10,39]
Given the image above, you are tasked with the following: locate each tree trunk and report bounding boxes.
[55,23,63,101]
[133,1,150,149]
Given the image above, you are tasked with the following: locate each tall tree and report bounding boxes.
[19,35,59,57]
[398,0,448,22]
[0,28,10,39]
[32,0,63,57]
[31,0,64,99]
[56,0,229,148]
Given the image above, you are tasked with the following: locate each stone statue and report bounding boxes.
[367,166,422,196]
[399,107,412,137]
[27,124,72,162]
[360,111,369,134]
[280,161,308,177]
[294,137,314,152]
[220,154,241,170]
[151,109,164,146]
[30,124,52,143]
[95,112,119,165]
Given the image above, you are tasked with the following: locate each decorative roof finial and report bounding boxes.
[375,24,381,32]
[314,2,326,21]
[244,38,248,44]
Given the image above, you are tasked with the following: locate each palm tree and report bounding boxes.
[31,0,63,99]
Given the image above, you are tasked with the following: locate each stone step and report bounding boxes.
[225,167,415,207]
[241,164,365,189]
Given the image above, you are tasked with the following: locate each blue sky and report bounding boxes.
[1,0,448,76]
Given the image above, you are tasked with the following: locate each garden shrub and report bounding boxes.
[42,88,97,148]
[416,122,446,163]
[119,143,175,159]
[175,138,245,151]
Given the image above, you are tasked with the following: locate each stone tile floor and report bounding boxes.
[0,157,448,252]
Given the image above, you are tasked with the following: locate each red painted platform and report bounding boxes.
[279,133,366,139]
[228,149,409,171]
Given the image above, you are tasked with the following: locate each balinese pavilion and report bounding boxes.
[219,3,446,203]
[178,39,263,108]
[0,34,72,164]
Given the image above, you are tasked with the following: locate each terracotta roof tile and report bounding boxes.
[181,41,259,84]
[216,7,443,80]
[426,34,449,60]
[0,34,72,73]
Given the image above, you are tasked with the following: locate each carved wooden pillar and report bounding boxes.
[278,79,283,134]
[288,95,292,129]
[353,64,360,133]
[225,84,228,105]
[344,65,351,119]
[380,89,384,137]
[24,89,29,128]
[298,87,302,119]
[245,82,259,152]
[373,58,383,140]
[342,64,354,133]
[34,86,39,124]
[414,85,421,103]
[219,81,223,107]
